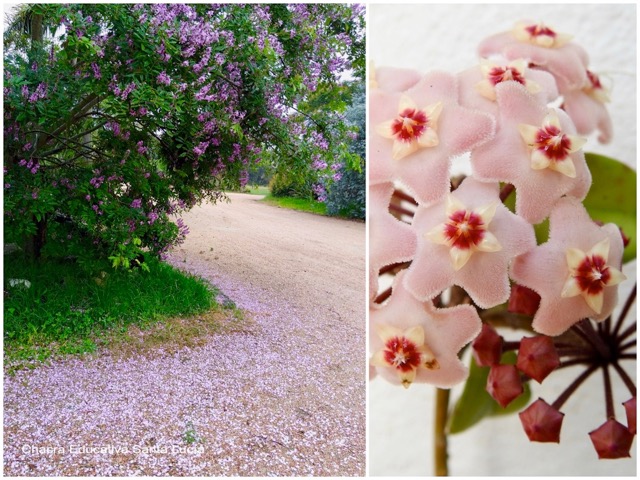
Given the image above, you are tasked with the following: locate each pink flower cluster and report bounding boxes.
[369,21,626,389]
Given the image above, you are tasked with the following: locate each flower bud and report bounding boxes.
[623,397,636,435]
[519,398,564,443]
[516,336,560,383]
[472,323,503,366]
[589,418,635,459]
[508,283,540,316]
[487,364,523,408]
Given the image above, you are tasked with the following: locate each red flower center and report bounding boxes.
[525,24,556,39]
[443,210,485,250]
[383,336,422,372]
[391,108,428,143]
[575,255,611,295]
[587,70,603,89]
[488,66,526,86]
[535,125,572,161]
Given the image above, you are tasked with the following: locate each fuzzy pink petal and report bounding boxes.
[370,271,482,388]
[478,28,589,89]
[510,198,625,336]
[369,72,495,205]
[375,66,423,92]
[404,179,536,308]
[369,183,417,302]
[470,82,591,224]
[562,90,613,144]
[503,42,588,89]
[458,65,558,116]
[477,31,517,58]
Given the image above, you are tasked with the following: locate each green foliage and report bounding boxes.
[325,83,365,219]
[269,171,314,199]
[583,153,636,263]
[4,3,365,266]
[4,255,217,357]
[447,352,532,434]
[325,163,365,219]
[262,195,327,216]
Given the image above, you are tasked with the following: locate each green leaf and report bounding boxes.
[583,153,636,263]
[448,351,531,434]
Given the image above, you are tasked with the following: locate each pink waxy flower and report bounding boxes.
[560,237,626,314]
[478,21,589,90]
[518,110,587,178]
[403,178,536,308]
[369,183,417,302]
[487,364,524,408]
[519,398,564,443]
[512,21,573,49]
[470,82,591,224]
[561,70,613,143]
[376,95,443,161]
[510,198,626,336]
[370,271,481,389]
[589,418,635,459]
[458,59,559,116]
[370,71,495,205]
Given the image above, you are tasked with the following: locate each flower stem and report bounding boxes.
[603,365,614,419]
[611,361,637,397]
[434,388,450,477]
[612,283,636,339]
[552,364,598,410]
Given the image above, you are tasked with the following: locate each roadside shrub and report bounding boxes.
[269,171,314,199]
[325,163,365,219]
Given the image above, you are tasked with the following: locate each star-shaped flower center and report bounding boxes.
[476,59,541,101]
[513,21,572,48]
[518,111,587,178]
[376,95,442,160]
[370,324,439,388]
[561,238,626,314]
[488,64,526,86]
[426,195,502,270]
[585,70,611,103]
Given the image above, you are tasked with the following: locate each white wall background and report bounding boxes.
[369,3,637,476]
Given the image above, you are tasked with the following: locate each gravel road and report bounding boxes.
[3,193,366,476]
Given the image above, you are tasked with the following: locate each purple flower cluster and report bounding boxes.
[156,71,172,86]
[18,159,39,174]
[91,62,101,79]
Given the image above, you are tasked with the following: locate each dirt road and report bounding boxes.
[4,193,366,476]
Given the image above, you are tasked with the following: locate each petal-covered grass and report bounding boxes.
[4,255,241,371]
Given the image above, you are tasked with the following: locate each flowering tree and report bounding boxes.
[370,20,636,473]
[3,3,364,269]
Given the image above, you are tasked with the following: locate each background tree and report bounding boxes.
[3,3,365,270]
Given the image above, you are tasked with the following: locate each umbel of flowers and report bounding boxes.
[369,21,635,460]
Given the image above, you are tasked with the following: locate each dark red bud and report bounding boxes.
[487,364,523,408]
[516,336,560,383]
[508,284,541,316]
[519,398,564,443]
[589,418,635,459]
[472,323,503,366]
[623,397,636,435]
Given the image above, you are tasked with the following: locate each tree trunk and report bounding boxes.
[23,217,47,261]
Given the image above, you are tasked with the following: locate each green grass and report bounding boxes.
[4,256,245,370]
[262,194,327,215]
[246,185,270,196]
